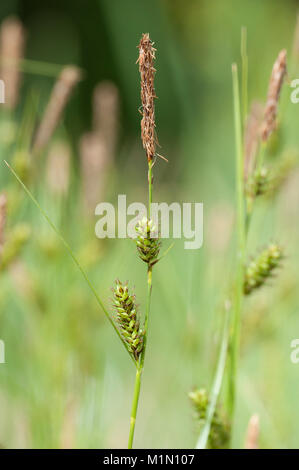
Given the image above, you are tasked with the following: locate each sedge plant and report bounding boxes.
[125,33,162,449]
[192,28,289,449]
[5,32,165,449]
[228,41,287,427]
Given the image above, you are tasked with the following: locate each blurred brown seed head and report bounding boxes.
[46,140,71,196]
[93,81,119,160]
[0,16,25,109]
[137,33,157,162]
[244,101,264,180]
[260,50,287,142]
[245,414,259,449]
[80,132,110,213]
[33,65,82,153]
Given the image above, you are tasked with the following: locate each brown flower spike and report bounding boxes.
[244,414,260,449]
[33,66,82,153]
[137,33,157,162]
[0,16,26,110]
[244,101,264,180]
[260,49,287,142]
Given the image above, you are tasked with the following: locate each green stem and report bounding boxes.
[241,26,248,130]
[228,65,246,421]
[128,367,142,449]
[141,266,153,369]
[127,161,154,448]
[148,162,153,217]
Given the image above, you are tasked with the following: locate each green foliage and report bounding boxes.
[244,244,283,295]
[189,389,230,449]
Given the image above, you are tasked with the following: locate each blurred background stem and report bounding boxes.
[228,64,245,423]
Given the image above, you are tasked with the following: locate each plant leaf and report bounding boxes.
[4,160,135,365]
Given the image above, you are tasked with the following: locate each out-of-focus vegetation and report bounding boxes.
[0,0,299,449]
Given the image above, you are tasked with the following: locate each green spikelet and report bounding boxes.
[246,167,269,198]
[189,388,230,449]
[112,281,144,360]
[244,243,283,295]
[246,167,269,213]
[135,217,161,266]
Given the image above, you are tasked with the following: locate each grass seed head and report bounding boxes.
[137,33,158,163]
[246,166,270,202]
[112,280,144,360]
[0,16,25,109]
[245,414,260,449]
[92,81,119,160]
[244,101,264,180]
[46,141,71,196]
[260,49,287,142]
[189,388,230,449]
[244,243,283,295]
[135,217,161,266]
[33,65,82,153]
[80,132,110,213]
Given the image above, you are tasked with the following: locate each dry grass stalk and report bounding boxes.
[245,414,260,449]
[80,132,109,212]
[46,140,71,196]
[93,81,119,160]
[260,50,287,142]
[137,33,157,162]
[0,16,25,110]
[244,101,263,180]
[33,66,81,153]
[0,193,7,254]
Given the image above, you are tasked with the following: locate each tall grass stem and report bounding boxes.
[127,161,154,448]
[228,64,245,420]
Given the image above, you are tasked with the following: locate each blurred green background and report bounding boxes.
[0,0,299,449]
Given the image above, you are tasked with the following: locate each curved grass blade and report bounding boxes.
[4,160,135,365]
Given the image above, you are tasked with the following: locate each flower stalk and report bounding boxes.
[228,64,246,420]
[128,33,160,449]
